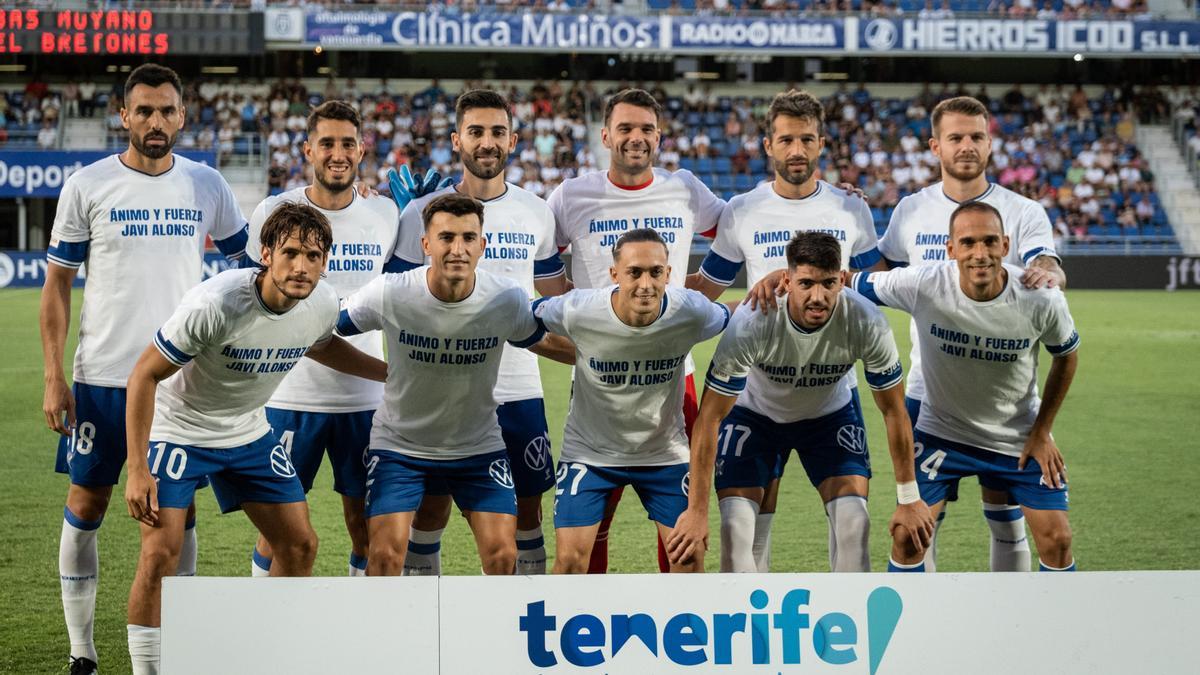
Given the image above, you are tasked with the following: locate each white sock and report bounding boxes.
[515,527,547,575]
[348,552,368,577]
[984,503,1031,572]
[719,497,759,572]
[176,520,197,576]
[127,624,160,675]
[60,509,100,662]
[250,548,271,577]
[752,512,774,572]
[403,527,444,576]
[825,496,871,572]
[923,508,947,573]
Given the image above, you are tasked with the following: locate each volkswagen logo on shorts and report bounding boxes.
[270,444,297,477]
[837,425,867,455]
[524,434,551,471]
[681,471,691,496]
[490,458,515,489]
[864,19,898,51]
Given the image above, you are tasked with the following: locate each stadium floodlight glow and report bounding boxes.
[1073,53,1084,61]
[200,66,238,75]
[0,64,26,72]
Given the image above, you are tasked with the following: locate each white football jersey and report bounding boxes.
[151,268,340,448]
[394,183,563,403]
[701,181,881,287]
[533,286,730,467]
[706,290,902,424]
[246,188,398,413]
[853,263,1079,457]
[879,182,1058,402]
[47,154,247,387]
[547,168,723,289]
[339,268,543,460]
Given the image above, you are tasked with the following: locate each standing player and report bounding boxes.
[674,232,933,572]
[389,89,569,576]
[548,88,725,572]
[533,229,732,573]
[337,194,569,576]
[879,96,1067,572]
[854,201,1079,573]
[39,64,249,675]
[245,101,399,579]
[123,203,387,675]
[690,89,885,572]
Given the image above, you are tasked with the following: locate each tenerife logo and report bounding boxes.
[837,425,867,455]
[864,19,898,51]
[269,444,297,478]
[524,434,550,471]
[519,587,903,672]
[490,458,515,488]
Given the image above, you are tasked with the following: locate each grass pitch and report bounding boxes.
[1,287,1198,672]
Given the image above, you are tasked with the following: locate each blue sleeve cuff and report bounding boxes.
[509,323,547,349]
[704,363,746,397]
[1045,330,1080,356]
[1022,246,1059,265]
[46,240,89,269]
[849,247,882,271]
[698,251,742,286]
[213,225,249,261]
[882,256,908,269]
[865,362,904,390]
[533,253,566,280]
[383,255,421,274]
[852,272,884,305]
[530,296,552,334]
[336,309,364,337]
[154,330,194,367]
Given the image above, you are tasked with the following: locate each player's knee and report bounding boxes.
[553,546,589,574]
[369,537,407,568]
[66,485,111,522]
[277,529,319,566]
[891,529,924,560]
[139,542,182,578]
[1040,521,1073,556]
[481,540,517,575]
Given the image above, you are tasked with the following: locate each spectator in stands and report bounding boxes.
[37,120,57,149]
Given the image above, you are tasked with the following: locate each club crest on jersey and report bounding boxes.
[490,458,515,489]
[270,444,297,478]
[524,434,551,471]
[837,425,867,455]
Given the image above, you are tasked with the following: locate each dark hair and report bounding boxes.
[422,193,485,230]
[307,100,360,138]
[603,88,662,127]
[611,228,668,262]
[260,202,334,254]
[455,89,512,130]
[931,96,989,137]
[786,231,841,272]
[948,200,1004,237]
[124,64,182,101]
[767,89,825,136]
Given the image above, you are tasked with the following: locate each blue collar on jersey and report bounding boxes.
[941,182,995,205]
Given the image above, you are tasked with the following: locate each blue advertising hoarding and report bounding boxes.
[851,17,1200,55]
[0,250,234,288]
[0,151,218,198]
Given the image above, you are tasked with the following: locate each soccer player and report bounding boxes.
[690,89,886,572]
[533,228,732,574]
[389,89,569,576]
[676,232,933,572]
[123,203,387,675]
[548,88,724,573]
[853,202,1079,573]
[244,100,400,579]
[879,96,1067,572]
[39,64,249,675]
[337,194,570,576]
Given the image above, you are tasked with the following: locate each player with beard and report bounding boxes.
[690,90,885,572]
[879,96,1066,573]
[388,89,568,576]
[40,64,250,675]
[548,88,725,573]
[244,101,400,579]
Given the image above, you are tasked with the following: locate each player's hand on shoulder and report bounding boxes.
[42,377,75,436]
[1019,265,1059,289]
[355,182,379,199]
[125,466,160,527]
[666,507,709,567]
[838,182,867,201]
[742,269,788,314]
[1019,433,1067,489]
[888,500,935,554]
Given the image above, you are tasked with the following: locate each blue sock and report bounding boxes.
[349,552,368,577]
[1038,559,1076,572]
[251,547,272,577]
[887,558,926,573]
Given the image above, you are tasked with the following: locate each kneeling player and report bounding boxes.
[337,194,571,576]
[854,201,1080,572]
[678,232,934,572]
[123,204,387,674]
[533,229,732,573]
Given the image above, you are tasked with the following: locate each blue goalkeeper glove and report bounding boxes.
[387,164,455,211]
